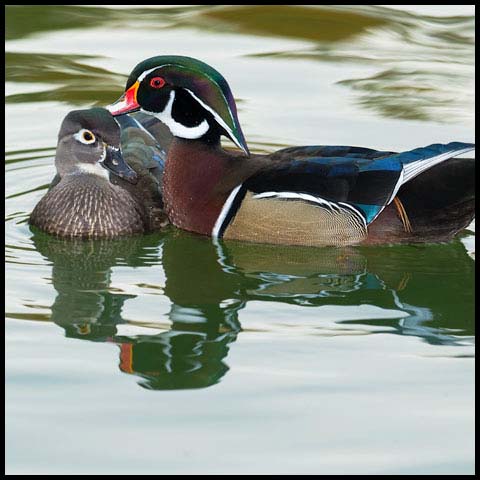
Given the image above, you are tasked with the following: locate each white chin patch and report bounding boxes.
[146,90,209,139]
[76,162,110,180]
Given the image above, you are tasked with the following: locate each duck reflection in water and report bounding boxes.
[30,227,474,390]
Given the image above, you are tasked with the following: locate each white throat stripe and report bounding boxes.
[76,162,110,180]
[146,90,209,139]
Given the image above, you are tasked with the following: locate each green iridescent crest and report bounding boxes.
[127,55,249,155]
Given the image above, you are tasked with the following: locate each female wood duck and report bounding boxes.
[107,55,475,246]
[30,108,171,238]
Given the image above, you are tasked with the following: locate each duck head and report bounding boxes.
[56,108,137,183]
[107,55,249,156]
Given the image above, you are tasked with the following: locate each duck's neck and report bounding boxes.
[163,137,232,236]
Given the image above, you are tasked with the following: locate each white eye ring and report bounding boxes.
[74,129,96,145]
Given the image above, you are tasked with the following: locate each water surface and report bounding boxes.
[5,5,475,475]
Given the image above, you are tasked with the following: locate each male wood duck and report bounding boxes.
[30,108,171,238]
[107,55,475,246]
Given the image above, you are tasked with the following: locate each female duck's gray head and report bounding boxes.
[107,55,249,156]
[56,108,137,183]
[30,108,148,239]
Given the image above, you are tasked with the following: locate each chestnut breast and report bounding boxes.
[163,141,233,236]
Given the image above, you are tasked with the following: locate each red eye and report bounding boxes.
[150,77,166,89]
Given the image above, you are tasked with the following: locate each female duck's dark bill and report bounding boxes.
[107,81,140,116]
[102,145,138,184]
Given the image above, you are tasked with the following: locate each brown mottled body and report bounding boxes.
[30,111,170,239]
[30,175,146,239]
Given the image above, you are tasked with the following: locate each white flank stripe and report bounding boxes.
[253,191,367,226]
[253,191,339,211]
[212,184,243,238]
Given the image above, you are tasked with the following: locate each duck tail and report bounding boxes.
[367,155,475,244]
[398,155,475,240]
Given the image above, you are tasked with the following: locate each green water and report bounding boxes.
[5,5,475,475]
